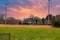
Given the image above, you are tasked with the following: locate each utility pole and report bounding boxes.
[5,0,8,24]
[48,0,51,25]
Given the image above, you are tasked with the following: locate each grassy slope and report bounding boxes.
[0,27,60,40]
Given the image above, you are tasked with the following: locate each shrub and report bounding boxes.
[53,21,60,27]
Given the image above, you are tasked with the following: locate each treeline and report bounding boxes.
[0,14,60,27]
[19,14,60,25]
[0,17,19,24]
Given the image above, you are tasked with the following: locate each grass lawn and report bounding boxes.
[0,25,60,40]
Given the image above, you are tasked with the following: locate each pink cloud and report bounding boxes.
[0,0,59,19]
[55,4,60,8]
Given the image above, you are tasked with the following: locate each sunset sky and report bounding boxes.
[0,0,60,19]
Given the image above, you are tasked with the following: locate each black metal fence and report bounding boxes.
[0,33,10,40]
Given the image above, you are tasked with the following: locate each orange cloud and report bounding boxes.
[7,5,47,19]
[0,0,60,19]
[20,7,31,13]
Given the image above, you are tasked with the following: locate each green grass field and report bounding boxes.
[0,25,60,40]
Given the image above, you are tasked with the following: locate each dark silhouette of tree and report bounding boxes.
[52,16,55,21]
[42,18,45,25]
[52,14,60,27]
[46,14,53,20]
[19,20,21,24]
[35,19,38,25]
[22,15,41,25]
[0,14,4,19]
[56,14,60,21]
[6,17,18,24]
[34,17,41,25]
[29,14,35,19]
[53,21,60,27]
[45,14,56,25]
[0,14,4,24]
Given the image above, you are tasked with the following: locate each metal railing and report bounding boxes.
[0,33,10,40]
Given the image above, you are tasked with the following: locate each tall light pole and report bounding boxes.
[5,0,8,24]
[48,0,51,25]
